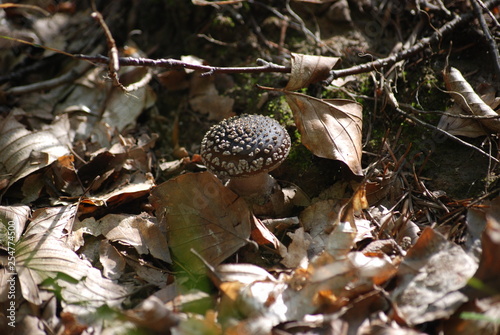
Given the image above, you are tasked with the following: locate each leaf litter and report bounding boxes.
[0,2,500,335]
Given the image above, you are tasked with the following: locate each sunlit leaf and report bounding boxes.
[391,227,478,325]
[0,114,70,193]
[16,234,89,304]
[0,205,30,244]
[284,91,363,176]
[441,67,500,134]
[150,172,252,274]
[285,53,340,91]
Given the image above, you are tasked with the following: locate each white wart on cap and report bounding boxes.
[200,114,291,178]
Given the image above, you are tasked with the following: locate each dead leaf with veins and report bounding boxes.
[0,114,71,194]
[438,67,500,136]
[150,172,253,274]
[391,227,478,325]
[285,93,364,176]
[285,53,340,91]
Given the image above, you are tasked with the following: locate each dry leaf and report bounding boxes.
[251,217,282,249]
[74,213,171,263]
[16,233,89,304]
[125,295,180,331]
[284,92,363,176]
[391,227,478,325]
[150,172,252,273]
[442,67,500,133]
[0,205,30,244]
[280,227,312,269]
[99,240,126,280]
[214,263,277,285]
[103,67,156,132]
[189,71,235,121]
[464,196,500,298]
[437,103,486,138]
[25,204,78,240]
[0,114,70,192]
[285,53,340,91]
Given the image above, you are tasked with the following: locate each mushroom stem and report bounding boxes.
[226,172,277,197]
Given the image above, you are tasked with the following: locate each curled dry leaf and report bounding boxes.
[150,172,253,274]
[285,53,340,91]
[0,114,70,193]
[440,67,500,134]
[285,92,363,176]
[251,217,282,249]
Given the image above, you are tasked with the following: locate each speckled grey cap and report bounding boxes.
[200,114,291,177]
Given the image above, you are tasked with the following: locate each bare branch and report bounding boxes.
[394,106,499,163]
[328,0,500,81]
[75,54,290,75]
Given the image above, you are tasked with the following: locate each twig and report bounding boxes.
[6,62,93,95]
[72,0,500,82]
[474,0,500,27]
[328,0,500,81]
[472,0,500,80]
[90,6,128,92]
[75,55,290,75]
[356,95,500,119]
[394,106,499,163]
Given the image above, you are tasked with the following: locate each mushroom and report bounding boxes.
[200,114,291,198]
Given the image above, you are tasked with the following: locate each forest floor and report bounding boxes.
[1,1,500,334]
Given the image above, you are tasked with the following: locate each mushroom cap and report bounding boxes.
[200,114,291,178]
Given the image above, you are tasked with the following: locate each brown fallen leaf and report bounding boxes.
[391,227,478,325]
[0,114,71,194]
[251,217,282,249]
[125,295,180,331]
[285,92,363,176]
[464,196,500,298]
[441,67,500,134]
[150,172,252,274]
[285,53,340,91]
[189,70,235,121]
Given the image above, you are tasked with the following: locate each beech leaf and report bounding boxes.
[391,227,478,325]
[0,114,70,192]
[150,172,252,273]
[284,91,363,176]
[286,53,340,91]
[442,67,500,133]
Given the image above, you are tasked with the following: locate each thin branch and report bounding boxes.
[328,0,500,81]
[72,0,500,82]
[472,0,500,80]
[6,63,93,95]
[75,55,290,75]
[474,0,500,27]
[394,106,499,163]
[355,94,500,119]
[90,9,127,92]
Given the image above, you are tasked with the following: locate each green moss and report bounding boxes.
[212,14,236,29]
[287,142,313,173]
